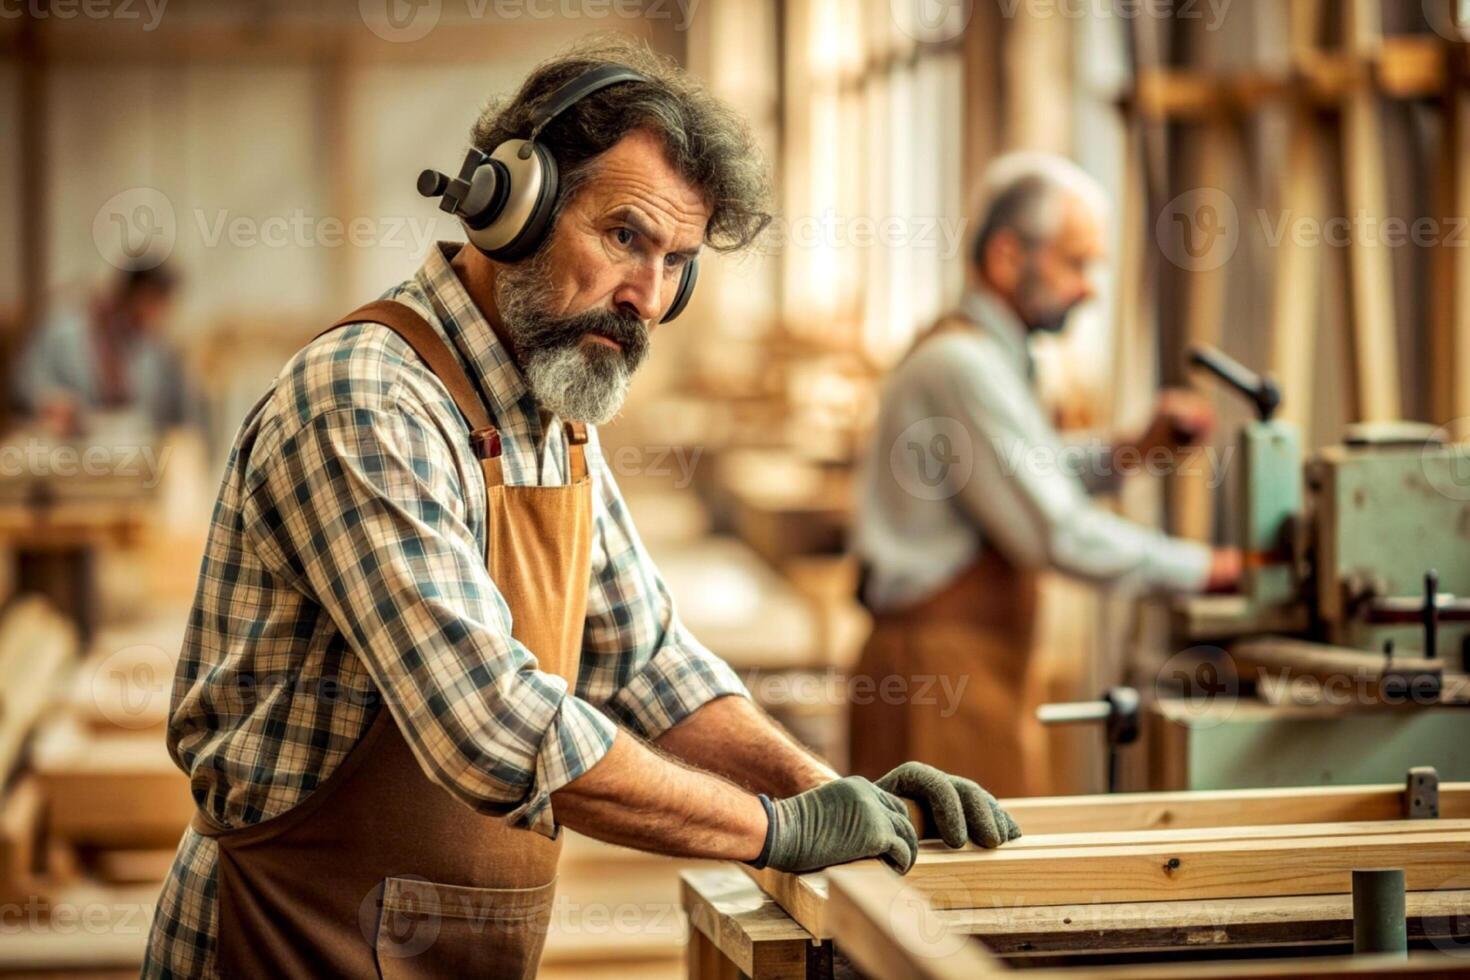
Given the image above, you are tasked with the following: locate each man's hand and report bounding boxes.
[1205,547,1243,594]
[1128,389,1216,458]
[876,762,1020,849]
[765,776,919,874]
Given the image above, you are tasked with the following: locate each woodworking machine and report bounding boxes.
[1176,345,1470,688]
[1047,348,1470,793]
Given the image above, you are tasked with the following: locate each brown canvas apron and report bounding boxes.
[848,314,1039,799]
[190,299,593,979]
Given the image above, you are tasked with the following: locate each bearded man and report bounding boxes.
[146,40,1017,980]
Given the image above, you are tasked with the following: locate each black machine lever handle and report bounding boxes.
[1188,344,1282,422]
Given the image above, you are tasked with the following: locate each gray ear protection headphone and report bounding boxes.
[417,64,698,324]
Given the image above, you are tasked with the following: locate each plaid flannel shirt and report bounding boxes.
[144,242,748,978]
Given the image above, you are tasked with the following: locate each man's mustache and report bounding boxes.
[522,308,650,370]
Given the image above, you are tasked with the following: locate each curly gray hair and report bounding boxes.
[471,35,772,254]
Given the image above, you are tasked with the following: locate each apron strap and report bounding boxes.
[564,421,589,482]
[321,300,590,488]
[323,300,502,460]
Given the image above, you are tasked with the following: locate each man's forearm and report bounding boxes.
[550,729,768,860]
[654,694,836,798]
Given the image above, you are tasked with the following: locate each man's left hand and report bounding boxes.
[876,762,1020,849]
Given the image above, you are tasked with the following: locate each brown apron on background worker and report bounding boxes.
[849,548,1038,800]
[190,300,592,978]
[849,314,1040,800]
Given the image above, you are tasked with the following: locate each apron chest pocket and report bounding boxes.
[370,874,558,979]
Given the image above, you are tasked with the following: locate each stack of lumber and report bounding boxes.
[733,782,1470,975]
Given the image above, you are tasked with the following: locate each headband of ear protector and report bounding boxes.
[417,64,698,324]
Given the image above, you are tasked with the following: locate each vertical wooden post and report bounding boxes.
[1170,118,1235,542]
[1339,0,1401,422]
[1271,0,1327,436]
[17,12,48,336]
[1430,40,1470,436]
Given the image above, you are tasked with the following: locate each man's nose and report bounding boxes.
[613,262,663,323]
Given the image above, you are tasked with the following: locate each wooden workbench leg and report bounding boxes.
[686,925,741,980]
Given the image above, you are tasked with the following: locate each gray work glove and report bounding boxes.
[760,776,920,875]
[876,762,1021,849]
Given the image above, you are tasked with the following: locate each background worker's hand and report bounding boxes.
[1134,388,1216,455]
[876,762,1020,849]
[1205,546,1244,594]
[764,776,919,875]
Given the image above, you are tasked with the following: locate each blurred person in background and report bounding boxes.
[11,261,202,440]
[849,151,1242,798]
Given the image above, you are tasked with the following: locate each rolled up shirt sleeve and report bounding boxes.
[577,437,749,739]
[243,403,616,838]
[931,338,1213,595]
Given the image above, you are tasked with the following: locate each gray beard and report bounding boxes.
[520,342,632,425]
[494,252,647,425]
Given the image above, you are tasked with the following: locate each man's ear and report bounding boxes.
[983,229,1027,294]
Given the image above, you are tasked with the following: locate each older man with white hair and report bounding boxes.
[849,152,1241,798]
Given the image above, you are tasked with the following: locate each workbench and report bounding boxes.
[681,782,1470,978]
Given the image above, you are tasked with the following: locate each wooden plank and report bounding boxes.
[893,830,1470,910]
[743,864,830,939]
[825,870,1470,977]
[825,864,1004,980]
[679,868,812,980]
[825,860,1470,979]
[945,888,1470,956]
[1051,953,1470,978]
[996,818,1470,851]
[746,783,1470,936]
[0,598,78,781]
[1001,782,1470,835]
[1231,637,1442,693]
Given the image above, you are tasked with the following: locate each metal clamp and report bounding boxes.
[1404,766,1439,819]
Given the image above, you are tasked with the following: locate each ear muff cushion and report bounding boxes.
[661,256,698,323]
[485,143,560,263]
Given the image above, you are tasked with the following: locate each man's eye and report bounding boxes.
[664,253,688,270]
[613,228,635,247]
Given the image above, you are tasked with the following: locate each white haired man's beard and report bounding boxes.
[495,252,651,425]
[1016,257,1078,335]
